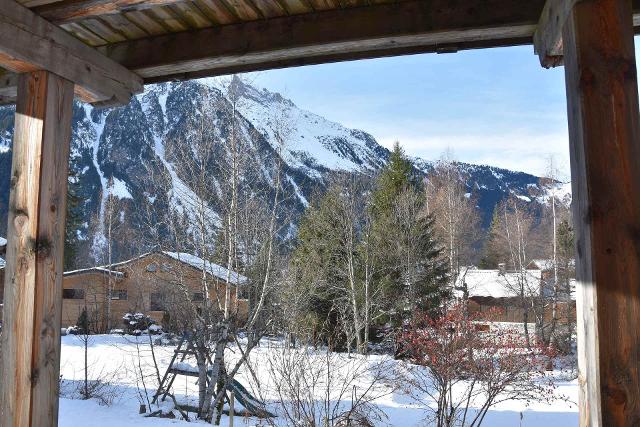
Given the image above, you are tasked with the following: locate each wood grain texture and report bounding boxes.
[34,0,192,24]
[533,0,581,67]
[563,0,640,425]
[0,0,143,104]
[100,0,547,80]
[0,70,73,427]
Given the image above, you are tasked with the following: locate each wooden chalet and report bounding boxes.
[455,265,576,325]
[68,252,246,329]
[0,251,248,331]
[0,0,639,425]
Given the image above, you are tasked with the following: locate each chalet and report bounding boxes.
[455,263,576,325]
[0,251,248,332]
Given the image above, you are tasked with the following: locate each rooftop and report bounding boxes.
[454,267,543,299]
[104,250,248,286]
[163,252,248,286]
[63,266,124,278]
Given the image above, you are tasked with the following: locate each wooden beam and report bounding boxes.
[100,0,547,81]
[563,0,640,425]
[0,0,142,105]
[0,71,113,105]
[33,0,190,25]
[534,0,640,67]
[0,71,73,427]
[141,36,537,83]
[533,0,582,67]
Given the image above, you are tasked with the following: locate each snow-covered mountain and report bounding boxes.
[0,77,562,263]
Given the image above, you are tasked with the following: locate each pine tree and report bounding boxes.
[370,142,449,323]
[371,142,414,217]
[479,207,502,269]
[64,170,84,270]
[291,185,346,345]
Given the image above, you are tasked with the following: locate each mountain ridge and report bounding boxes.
[0,78,563,264]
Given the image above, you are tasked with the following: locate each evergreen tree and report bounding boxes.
[64,170,84,270]
[479,208,502,268]
[291,185,347,344]
[397,191,450,315]
[370,142,449,322]
[557,219,574,260]
[76,307,89,334]
[290,144,450,346]
[371,142,414,217]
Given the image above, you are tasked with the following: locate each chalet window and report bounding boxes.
[237,286,249,300]
[62,289,85,300]
[111,290,128,300]
[150,292,166,311]
[192,292,204,302]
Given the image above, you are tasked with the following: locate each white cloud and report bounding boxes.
[377,131,570,178]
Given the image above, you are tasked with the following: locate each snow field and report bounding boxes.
[58,334,578,427]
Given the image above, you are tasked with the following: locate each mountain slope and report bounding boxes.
[0,78,558,261]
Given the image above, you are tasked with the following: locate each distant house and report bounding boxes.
[454,262,575,325]
[0,251,248,331]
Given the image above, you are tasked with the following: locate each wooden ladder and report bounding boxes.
[152,332,213,404]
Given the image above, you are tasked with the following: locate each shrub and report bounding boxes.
[398,303,561,427]
[122,312,158,335]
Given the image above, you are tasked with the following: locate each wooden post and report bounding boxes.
[0,71,74,427]
[562,0,640,426]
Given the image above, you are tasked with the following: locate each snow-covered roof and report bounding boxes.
[0,257,4,269]
[64,266,124,278]
[70,251,247,286]
[0,237,6,246]
[527,259,554,270]
[454,267,542,299]
[163,252,248,286]
[528,259,575,271]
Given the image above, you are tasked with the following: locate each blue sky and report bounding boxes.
[245,45,572,178]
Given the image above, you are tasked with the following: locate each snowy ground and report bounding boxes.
[58,334,579,427]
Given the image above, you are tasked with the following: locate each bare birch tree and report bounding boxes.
[488,197,541,348]
[425,153,481,310]
[143,76,289,423]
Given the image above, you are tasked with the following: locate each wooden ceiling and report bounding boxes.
[2,0,640,103]
[25,0,351,47]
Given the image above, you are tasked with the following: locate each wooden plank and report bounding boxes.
[533,0,580,67]
[146,5,189,31]
[169,1,212,28]
[194,0,239,25]
[61,21,109,46]
[139,36,535,83]
[280,0,313,15]
[33,0,193,25]
[305,0,338,11]
[251,0,287,18]
[81,17,129,43]
[99,12,150,38]
[122,10,169,35]
[100,0,547,80]
[562,0,640,425]
[224,0,261,20]
[0,70,74,427]
[0,70,116,104]
[0,0,142,105]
